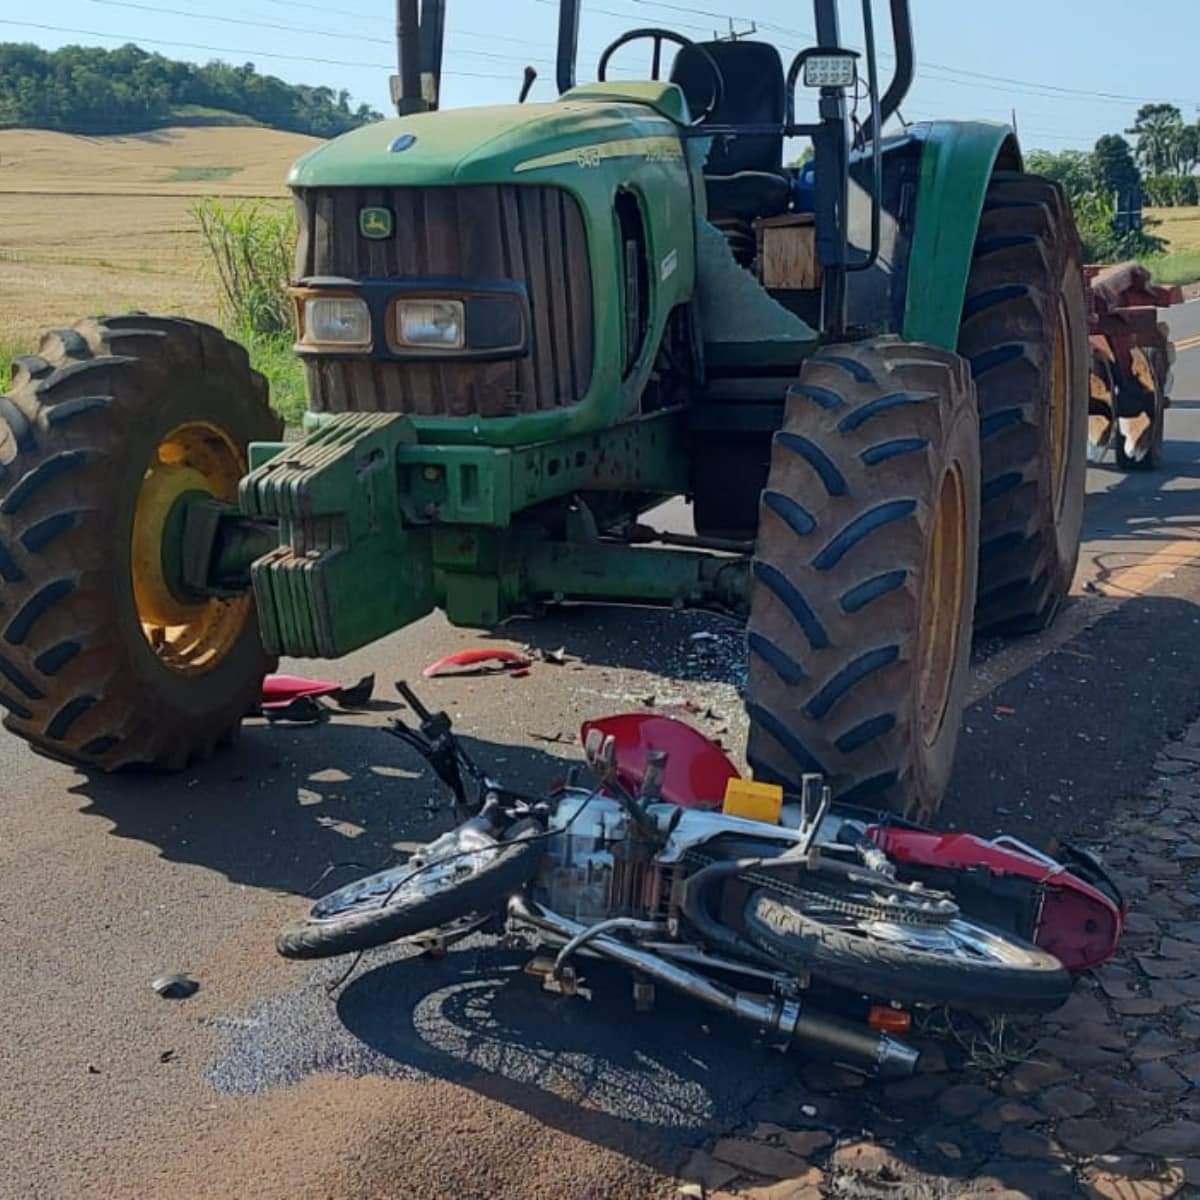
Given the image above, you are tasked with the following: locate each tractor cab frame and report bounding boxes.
[388,0,917,339]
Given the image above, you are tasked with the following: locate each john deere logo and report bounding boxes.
[360,207,393,239]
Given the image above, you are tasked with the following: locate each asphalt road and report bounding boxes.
[4,305,1200,1200]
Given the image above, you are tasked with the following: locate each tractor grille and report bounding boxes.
[293,185,594,418]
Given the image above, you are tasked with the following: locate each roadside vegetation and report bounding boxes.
[1027,103,1200,284]
[0,340,20,391]
[194,198,306,425]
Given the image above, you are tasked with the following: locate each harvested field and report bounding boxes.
[0,126,316,350]
[1147,204,1200,252]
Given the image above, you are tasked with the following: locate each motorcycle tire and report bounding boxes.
[277,823,542,960]
[742,887,1072,1013]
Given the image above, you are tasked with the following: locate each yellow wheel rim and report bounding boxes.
[917,464,967,748]
[131,423,251,676]
[1049,300,1071,514]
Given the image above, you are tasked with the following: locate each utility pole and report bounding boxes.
[714,18,757,41]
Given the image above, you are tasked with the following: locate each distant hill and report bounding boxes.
[0,125,320,197]
[0,42,383,138]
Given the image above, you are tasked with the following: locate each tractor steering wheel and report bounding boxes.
[597,29,725,127]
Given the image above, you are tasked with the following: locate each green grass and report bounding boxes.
[0,339,21,392]
[1,325,303,422]
[1144,249,1200,288]
[162,165,241,183]
[167,105,262,128]
[241,328,306,426]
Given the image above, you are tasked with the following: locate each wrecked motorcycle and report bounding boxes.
[278,687,1116,1078]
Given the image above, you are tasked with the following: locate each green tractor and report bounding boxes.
[0,0,1087,821]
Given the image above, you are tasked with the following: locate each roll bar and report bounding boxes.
[879,0,914,125]
[390,0,445,113]
[390,1,913,125]
[552,0,914,123]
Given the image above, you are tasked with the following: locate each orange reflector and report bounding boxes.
[868,1005,911,1034]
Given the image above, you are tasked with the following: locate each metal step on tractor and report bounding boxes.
[0,0,1088,822]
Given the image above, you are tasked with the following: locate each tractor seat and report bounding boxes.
[704,171,790,219]
[671,40,790,221]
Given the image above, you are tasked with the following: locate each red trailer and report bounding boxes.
[1086,261,1182,471]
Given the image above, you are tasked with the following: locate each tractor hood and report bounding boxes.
[288,90,686,190]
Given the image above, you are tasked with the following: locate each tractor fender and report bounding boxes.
[900,121,1022,351]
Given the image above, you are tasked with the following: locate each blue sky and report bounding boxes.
[5,0,1199,152]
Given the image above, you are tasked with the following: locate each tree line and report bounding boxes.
[1031,105,1198,206]
[1025,103,1200,261]
[0,42,383,137]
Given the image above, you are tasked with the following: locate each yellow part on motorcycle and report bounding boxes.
[722,778,784,824]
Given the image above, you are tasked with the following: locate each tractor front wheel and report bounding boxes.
[0,316,281,770]
[745,337,980,822]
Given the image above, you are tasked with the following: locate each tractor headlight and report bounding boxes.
[302,297,371,347]
[395,299,465,349]
[803,53,857,90]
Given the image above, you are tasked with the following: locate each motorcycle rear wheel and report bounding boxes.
[742,887,1071,1012]
[277,823,540,960]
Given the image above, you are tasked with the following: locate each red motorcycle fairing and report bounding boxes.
[582,711,1123,974]
[578,713,736,810]
[422,649,532,678]
[261,673,374,709]
[866,827,1124,974]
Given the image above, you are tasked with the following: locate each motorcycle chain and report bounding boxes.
[682,851,957,928]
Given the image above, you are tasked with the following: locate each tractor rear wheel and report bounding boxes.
[745,337,980,822]
[0,316,281,770]
[959,172,1089,634]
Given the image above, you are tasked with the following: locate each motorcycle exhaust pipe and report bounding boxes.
[508,895,918,1079]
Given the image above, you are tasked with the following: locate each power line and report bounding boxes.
[89,0,558,66]
[589,0,1199,111]
[531,0,713,37]
[259,0,379,18]
[0,18,515,78]
[254,0,600,57]
[748,12,1197,109]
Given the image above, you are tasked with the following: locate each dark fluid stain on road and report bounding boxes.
[206,936,795,1149]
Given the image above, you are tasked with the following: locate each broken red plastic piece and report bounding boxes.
[579,713,739,810]
[422,649,533,678]
[261,673,374,710]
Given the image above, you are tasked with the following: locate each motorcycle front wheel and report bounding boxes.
[277,821,541,960]
[742,887,1072,1013]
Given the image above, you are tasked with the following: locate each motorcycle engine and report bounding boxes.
[532,789,668,924]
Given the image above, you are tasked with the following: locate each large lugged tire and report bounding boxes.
[959,172,1089,634]
[0,316,281,769]
[745,337,980,822]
